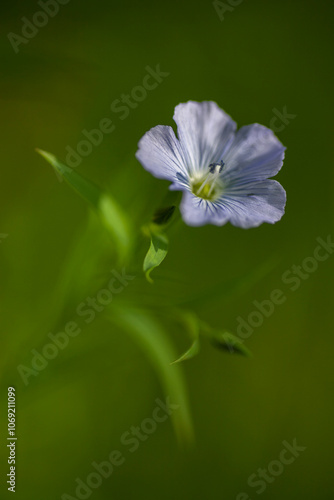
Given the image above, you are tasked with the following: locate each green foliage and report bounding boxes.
[143,230,169,283]
[36,148,252,450]
[171,310,251,364]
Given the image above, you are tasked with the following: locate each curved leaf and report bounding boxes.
[171,311,200,364]
[200,321,252,357]
[211,331,252,357]
[143,231,168,283]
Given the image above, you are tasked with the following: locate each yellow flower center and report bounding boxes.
[190,161,225,201]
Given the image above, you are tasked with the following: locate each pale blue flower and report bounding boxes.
[136,101,286,228]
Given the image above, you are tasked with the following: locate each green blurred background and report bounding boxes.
[1,0,334,498]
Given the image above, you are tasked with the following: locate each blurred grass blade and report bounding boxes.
[108,305,194,445]
[143,231,168,283]
[36,149,101,203]
[200,321,252,357]
[99,194,132,260]
[171,311,200,364]
[36,149,132,259]
[179,255,281,310]
[51,212,118,319]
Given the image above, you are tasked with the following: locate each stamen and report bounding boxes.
[209,160,225,174]
[207,176,218,197]
[193,161,225,200]
[196,176,210,195]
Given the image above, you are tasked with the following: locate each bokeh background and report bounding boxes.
[1,0,334,498]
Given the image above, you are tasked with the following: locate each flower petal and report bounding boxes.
[136,125,188,183]
[217,180,286,228]
[222,124,286,184]
[173,101,237,174]
[180,191,230,227]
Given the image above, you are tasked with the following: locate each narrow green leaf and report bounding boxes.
[143,231,168,283]
[171,338,200,364]
[108,306,194,446]
[36,149,100,205]
[200,321,252,357]
[210,331,252,357]
[152,205,176,226]
[36,149,132,259]
[171,311,200,364]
